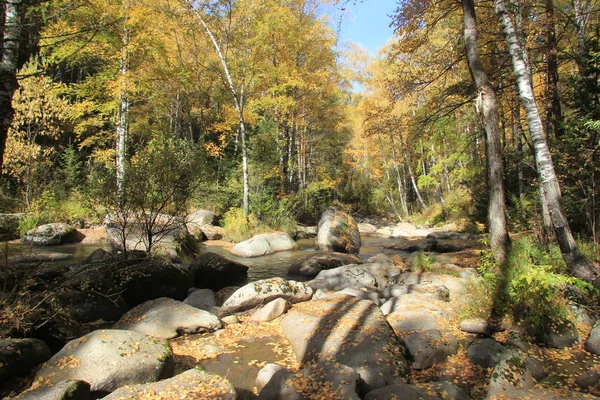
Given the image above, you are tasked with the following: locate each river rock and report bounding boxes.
[258,362,361,400]
[184,288,217,312]
[230,232,297,258]
[336,287,380,304]
[287,251,362,278]
[386,310,443,335]
[576,369,600,391]
[200,225,224,240]
[63,256,191,309]
[186,210,215,239]
[21,223,82,246]
[102,368,237,399]
[313,262,401,292]
[113,297,221,339]
[250,298,291,322]
[0,338,51,379]
[486,349,535,399]
[255,363,285,393]
[385,238,436,252]
[585,320,600,355]
[15,380,91,400]
[365,382,470,400]
[544,321,579,348]
[221,278,312,313]
[358,223,378,233]
[281,294,409,392]
[316,207,361,254]
[189,252,248,291]
[403,329,459,369]
[467,338,507,368]
[460,318,490,336]
[35,330,172,393]
[105,212,199,262]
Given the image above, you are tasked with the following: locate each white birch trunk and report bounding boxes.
[496,0,600,285]
[116,10,130,204]
[186,0,250,215]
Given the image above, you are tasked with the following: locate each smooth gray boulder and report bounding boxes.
[467,338,507,368]
[337,287,380,304]
[287,251,362,278]
[0,338,51,379]
[258,361,361,400]
[403,329,459,369]
[585,320,600,355]
[281,294,409,392]
[189,252,248,291]
[231,232,298,257]
[255,363,285,393]
[316,207,361,254]
[221,277,312,313]
[387,311,443,335]
[250,298,291,322]
[15,380,91,400]
[358,222,378,233]
[460,318,490,336]
[113,297,221,339]
[35,330,172,393]
[102,368,237,399]
[186,210,215,239]
[313,263,401,292]
[21,223,81,246]
[184,288,217,312]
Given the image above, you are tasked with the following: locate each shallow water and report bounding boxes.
[199,235,409,282]
[3,234,408,279]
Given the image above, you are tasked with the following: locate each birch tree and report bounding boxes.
[183,0,250,216]
[462,0,510,264]
[0,0,23,169]
[495,0,600,286]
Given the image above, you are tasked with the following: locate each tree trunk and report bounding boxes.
[0,0,21,169]
[116,21,129,203]
[463,0,510,264]
[399,133,428,210]
[544,0,563,138]
[390,132,408,216]
[186,1,250,215]
[495,0,600,286]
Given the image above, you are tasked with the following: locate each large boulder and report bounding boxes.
[34,330,172,393]
[249,298,291,322]
[102,368,236,399]
[186,210,216,239]
[113,298,221,339]
[21,223,82,246]
[15,380,91,400]
[230,232,298,258]
[403,329,459,369]
[258,362,361,400]
[311,263,402,292]
[0,338,51,380]
[316,207,361,254]
[221,278,312,313]
[105,212,199,262]
[365,382,470,400]
[287,251,363,279]
[281,294,409,392]
[63,256,191,310]
[189,252,248,291]
[485,349,535,399]
[585,320,600,355]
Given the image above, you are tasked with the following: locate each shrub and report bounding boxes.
[221,208,261,242]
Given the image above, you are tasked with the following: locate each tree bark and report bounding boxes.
[0,0,21,169]
[462,0,510,264]
[116,20,129,203]
[495,0,600,286]
[544,0,563,138]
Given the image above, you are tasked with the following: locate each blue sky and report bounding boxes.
[336,0,399,55]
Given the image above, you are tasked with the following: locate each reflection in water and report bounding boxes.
[4,235,408,281]
[200,235,408,282]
